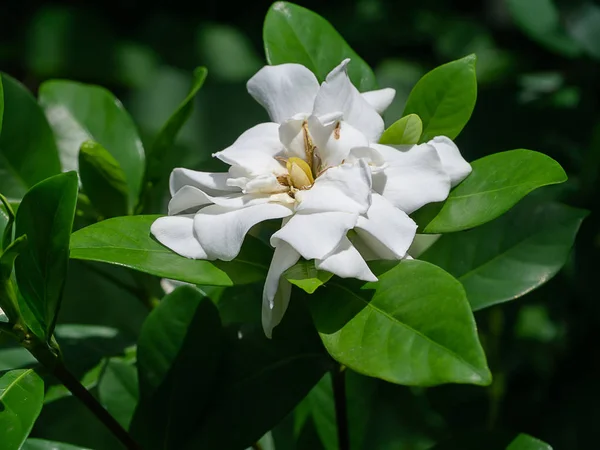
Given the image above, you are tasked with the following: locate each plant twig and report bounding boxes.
[52,361,142,450]
[332,365,350,450]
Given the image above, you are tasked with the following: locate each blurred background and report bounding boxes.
[1,0,599,448]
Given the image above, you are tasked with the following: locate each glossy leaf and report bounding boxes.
[98,358,138,429]
[264,2,377,91]
[23,439,91,450]
[38,80,145,207]
[310,260,491,386]
[69,215,269,286]
[413,150,567,233]
[0,193,15,250]
[403,55,477,142]
[379,114,423,145]
[78,141,129,217]
[0,346,37,371]
[506,434,553,450]
[0,73,61,200]
[15,172,79,338]
[0,369,45,449]
[132,286,222,449]
[507,0,581,58]
[421,200,587,310]
[284,260,333,294]
[146,67,207,184]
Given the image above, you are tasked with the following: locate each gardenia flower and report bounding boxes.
[151,59,471,337]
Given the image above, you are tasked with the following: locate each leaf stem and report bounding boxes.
[51,361,142,450]
[332,365,350,450]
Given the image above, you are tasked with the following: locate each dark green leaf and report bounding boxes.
[23,439,91,450]
[0,193,15,250]
[414,150,567,233]
[0,73,61,199]
[15,172,79,338]
[146,67,207,183]
[264,2,377,91]
[566,4,600,60]
[78,141,129,217]
[0,75,3,137]
[379,114,423,145]
[184,292,329,449]
[44,359,105,404]
[132,286,222,449]
[284,260,333,294]
[506,433,553,450]
[38,80,145,207]
[310,260,491,386]
[0,369,45,449]
[69,215,269,286]
[421,200,587,310]
[403,55,477,142]
[0,236,26,281]
[0,347,37,372]
[507,0,581,58]
[295,373,337,450]
[97,358,138,429]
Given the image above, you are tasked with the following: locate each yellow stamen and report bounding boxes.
[286,157,314,189]
[302,120,316,169]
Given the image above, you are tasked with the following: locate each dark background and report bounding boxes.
[1,0,599,448]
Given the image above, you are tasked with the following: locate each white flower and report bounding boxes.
[151,59,471,337]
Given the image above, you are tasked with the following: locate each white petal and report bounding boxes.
[313,59,384,143]
[316,236,377,282]
[356,193,417,259]
[271,211,358,260]
[170,169,237,196]
[194,203,293,261]
[278,118,309,160]
[308,115,369,167]
[261,242,301,338]
[168,185,271,215]
[361,88,396,114]
[295,160,372,215]
[428,136,472,187]
[151,215,208,259]
[213,123,285,175]
[247,64,320,123]
[371,143,451,214]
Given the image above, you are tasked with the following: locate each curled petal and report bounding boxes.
[262,242,301,338]
[371,143,451,214]
[295,159,372,215]
[361,88,396,114]
[168,185,272,215]
[279,117,310,160]
[247,64,320,123]
[271,211,358,260]
[428,136,472,187]
[307,115,369,167]
[194,203,293,261]
[151,215,207,259]
[170,169,236,197]
[356,193,417,259]
[316,236,377,282]
[313,59,384,143]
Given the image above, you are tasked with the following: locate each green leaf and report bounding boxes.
[38,80,145,207]
[403,55,477,142]
[0,193,15,250]
[284,260,333,294]
[566,4,600,60]
[421,200,587,311]
[0,75,4,137]
[44,359,105,404]
[69,215,269,286]
[146,67,207,184]
[379,114,423,145]
[0,369,45,449]
[15,172,79,338]
[97,358,138,429]
[23,439,91,450]
[0,73,61,200]
[184,292,329,449]
[295,373,338,450]
[78,141,129,217]
[506,433,553,450]
[131,286,222,449]
[310,260,491,386]
[264,2,377,91]
[413,150,568,233]
[507,0,581,58]
[1,235,27,280]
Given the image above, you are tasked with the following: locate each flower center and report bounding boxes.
[286,157,314,189]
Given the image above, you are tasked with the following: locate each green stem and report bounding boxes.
[332,365,350,450]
